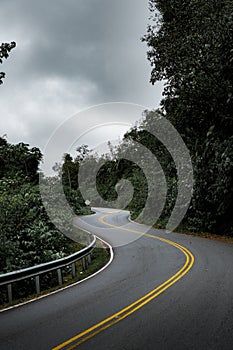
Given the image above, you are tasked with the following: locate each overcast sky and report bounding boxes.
[0,0,163,152]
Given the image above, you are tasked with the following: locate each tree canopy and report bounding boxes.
[142,0,233,233]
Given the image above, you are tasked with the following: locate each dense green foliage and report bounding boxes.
[68,116,177,227]
[0,137,91,273]
[141,0,233,234]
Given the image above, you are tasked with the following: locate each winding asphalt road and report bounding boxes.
[1,208,233,349]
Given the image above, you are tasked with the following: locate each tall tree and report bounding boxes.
[143,0,233,233]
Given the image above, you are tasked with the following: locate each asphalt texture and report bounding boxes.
[1,208,233,349]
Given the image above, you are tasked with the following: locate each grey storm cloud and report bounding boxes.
[0,0,163,149]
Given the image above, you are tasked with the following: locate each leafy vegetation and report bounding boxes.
[141,0,233,234]
[0,137,92,274]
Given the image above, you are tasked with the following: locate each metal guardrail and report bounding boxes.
[0,233,96,304]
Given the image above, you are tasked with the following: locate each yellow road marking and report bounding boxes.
[53,213,194,349]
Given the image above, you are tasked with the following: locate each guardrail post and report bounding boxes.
[57,268,63,286]
[82,257,86,270]
[87,254,92,264]
[0,234,96,302]
[71,263,76,278]
[7,283,12,303]
[35,275,40,294]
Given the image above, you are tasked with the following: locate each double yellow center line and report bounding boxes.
[53,213,194,349]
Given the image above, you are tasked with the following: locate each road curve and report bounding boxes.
[1,208,233,349]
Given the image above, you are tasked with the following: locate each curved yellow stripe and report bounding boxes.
[53,213,194,349]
